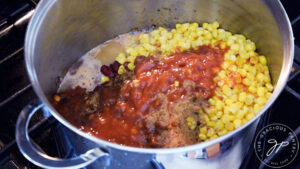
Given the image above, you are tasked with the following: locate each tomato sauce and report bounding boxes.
[52,45,227,147]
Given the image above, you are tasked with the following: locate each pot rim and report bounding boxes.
[25,0,294,154]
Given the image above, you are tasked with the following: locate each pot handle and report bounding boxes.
[15,100,110,169]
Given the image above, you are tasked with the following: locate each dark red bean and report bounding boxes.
[60,97,69,104]
[110,61,121,74]
[101,65,114,77]
[123,62,130,71]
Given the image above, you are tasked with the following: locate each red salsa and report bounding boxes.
[52,45,227,147]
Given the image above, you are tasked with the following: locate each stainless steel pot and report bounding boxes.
[16,0,293,168]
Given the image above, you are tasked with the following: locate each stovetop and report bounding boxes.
[0,0,299,169]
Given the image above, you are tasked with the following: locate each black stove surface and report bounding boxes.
[0,0,299,169]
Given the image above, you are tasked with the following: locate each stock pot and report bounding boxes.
[15,0,293,168]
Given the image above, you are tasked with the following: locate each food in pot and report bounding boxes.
[51,22,273,148]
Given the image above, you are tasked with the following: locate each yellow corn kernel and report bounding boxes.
[133,79,140,87]
[257,87,265,97]
[233,119,242,128]
[158,27,168,34]
[210,134,218,139]
[242,119,248,125]
[222,85,232,96]
[225,122,234,131]
[222,114,234,123]
[229,103,240,114]
[208,108,217,116]
[217,80,225,87]
[196,28,204,36]
[246,112,255,121]
[118,65,127,75]
[212,21,220,29]
[199,126,208,134]
[243,78,252,86]
[223,61,232,69]
[238,92,247,102]
[199,133,207,140]
[204,32,212,40]
[127,62,135,70]
[249,66,257,76]
[139,34,150,44]
[245,94,254,105]
[223,107,230,114]
[186,117,197,130]
[193,38,203,48]
[218,129,228,136]
[143,43,154,52]
[220,41,226,49]
[248,85,256,93]
[218,70,227,79]
[175,24,182,29]
[216,111,223,118]
[237,109,246,119]
[225,99,234,106]
[243,64,252,71]
[191,22,199,28]
[250,56,258,64]
[215,100,224,110]
[54,95,61,102]
[207,128,215,137]
[248,107,254,114]
[101,76,110,83]
[198,108,204,114]
[126,55,136,63]
[258,55,267,65]
[116,53,126,64]
[229,64,237,72]
[253,104,261,113]
[202,114,209,122]
[264,75,271,83]
[256,97,266,105]
[266,92,272,98]
[266,83,274,92]
[128,49,138,57]
[231,43,239,51]
[256,73,265,83]
[174,80,180,87]
[225,31,232,38]
[211,30,218,38]
[208,98,216,106]
[242,106,249,114]
[202,22,209,29]
[238,69,247,77]
[247,72,255,81]
[215,121,224,131]
[125,47,133,54]
[210,115,218,121]
[245,42,255,51]
[207,121,215,127]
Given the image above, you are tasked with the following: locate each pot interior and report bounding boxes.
[26,0,293,151]
[31,0,285,96]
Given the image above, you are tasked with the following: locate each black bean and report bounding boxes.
[60,97,69,104]
[110,61,121,74]
[123,62,130,71]
[101,65,114,77]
